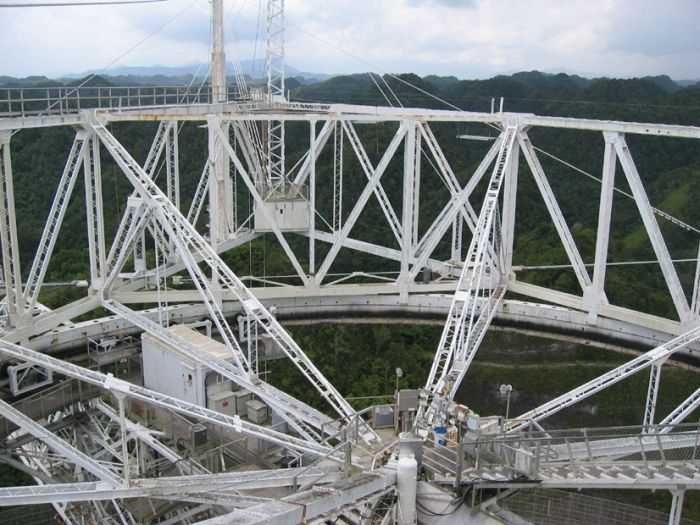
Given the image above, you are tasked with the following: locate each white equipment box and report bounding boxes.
[247,400,268,424]
[142,324,235,407]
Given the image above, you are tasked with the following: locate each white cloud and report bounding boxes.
[0,0,698,79]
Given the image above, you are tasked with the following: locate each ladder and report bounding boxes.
[420,125,518,427]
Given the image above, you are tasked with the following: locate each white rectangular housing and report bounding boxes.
[142,324,234,407]
[254,199,310,232]
[247,399,268,424]
[208,391,238,417]
[234,389,252,416]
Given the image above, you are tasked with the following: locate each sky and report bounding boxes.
[0,0,699,80]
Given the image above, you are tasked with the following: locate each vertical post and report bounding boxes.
[0,130,24,324]
[210,0,226,104]
[134,230,146,273]
[165,122,180,262]
[533,439,541,477]
[586,131,617,322]
[266,0,285,100]
[332,121,343,232]
[454,440,464,489]
[669,489,685,525]
[208,1,233,245]
[343,429,352,476]
[451,216,463,262]
[412,125,422,248]
[84,132,106,291]
[309,120,316,275]
[207,116,232,248]
[505,390,512,421]
[266,0,286,193]
[400,121,416,298]
[117,393,130,486]
[165,122,180,210]
[501,132,520,277]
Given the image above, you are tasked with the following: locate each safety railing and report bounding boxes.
[0,378,102,440]
[0,84,253,118]
[470,422,700,479]
[421,427,467,488]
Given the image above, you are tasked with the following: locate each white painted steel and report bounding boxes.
[509,325,700,432]
[0,339,336,458]
[1,7,700,516]
[421,126,517,426]
[397,456,418,525]
[25,132,88,310]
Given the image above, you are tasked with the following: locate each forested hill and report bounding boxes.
[290,70,700,320]
[3,70,700,321]
[290,70,700,123]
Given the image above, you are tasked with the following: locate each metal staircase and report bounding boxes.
[420,125,517,426]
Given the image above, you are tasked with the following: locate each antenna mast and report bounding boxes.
[211,0,226,103]
[208,0,233,246]
[266,0,285,194]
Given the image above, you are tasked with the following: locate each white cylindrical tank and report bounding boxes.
[397,455,418,525]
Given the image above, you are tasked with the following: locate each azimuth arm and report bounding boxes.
[509,324,700,432]
[659,386,700,431]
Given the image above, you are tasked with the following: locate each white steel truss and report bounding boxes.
[508,324,700,432]
[659,386,700,430]
[613,134,691,323]
[643,362,663,428]
[91,121,377,442]
[266,0,286,192]
[0,11,699,516]
[316,122,408,283]
[0,467,342,506]
[210,0,226,105]
[0,397,122,486]
[420,125,517,426]
[187,162,210,226]
[0,130,24,323]
[342,121,403,245]
[519,131,592,293]
[333,121,343,232]
[410,131,502,279]
[0,339,337,458]
[102,299,331,443]
[693,242,700,318]
[25,131,88,310]
[84,131,107,291]
[585,131,618,319]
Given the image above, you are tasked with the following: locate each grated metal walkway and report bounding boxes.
[498,489,700,525]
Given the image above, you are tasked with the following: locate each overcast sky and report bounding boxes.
[1,0,699,80]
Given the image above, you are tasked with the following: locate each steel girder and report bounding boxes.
[92,121,374,443]
[0,339,337,459]
[420,125,518,426]
[0,92,700,523]
[509,324,700,432]
[0,467,342,506]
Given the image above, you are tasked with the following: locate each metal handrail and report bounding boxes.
[0,84,248,118]
[292,433,353,492]
[470,421,700,479]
